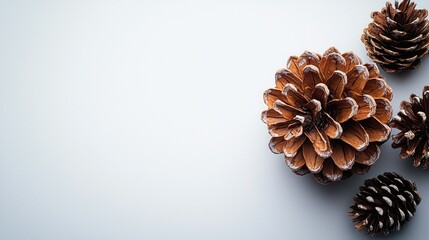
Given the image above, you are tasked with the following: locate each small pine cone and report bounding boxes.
[391,86,429,168]
[349,172,421,236]
[262,47,393,184]
[361,0,429,73]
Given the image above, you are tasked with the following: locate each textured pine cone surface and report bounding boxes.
[362,0,429,73]
[261,47,393,184]
[391,86,429,168]
[349,172,421,236]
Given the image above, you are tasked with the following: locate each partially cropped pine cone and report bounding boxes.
[262,47,393,184]
[391,86,429,168]
[349,172,421,236]
[362,0,429,73]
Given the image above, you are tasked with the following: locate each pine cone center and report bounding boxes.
[300,106,321,129]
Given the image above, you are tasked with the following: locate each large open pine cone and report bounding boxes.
[391,86,429,168]
[349,172,421,236]
[362,0,429,73]
[262,47,393,184]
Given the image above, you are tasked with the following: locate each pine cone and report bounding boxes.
[361,0,429,73]
[391,86,429,168]
[262,47,393,184]
[349,172,421,236]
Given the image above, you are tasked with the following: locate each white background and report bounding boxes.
[1,0,429,239]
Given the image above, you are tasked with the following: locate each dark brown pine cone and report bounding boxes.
[349,172,421,236]
[391,86,429,168]
[261,47,393,184]
[361,0,429,73]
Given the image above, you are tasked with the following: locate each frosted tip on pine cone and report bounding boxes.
[362,0,429,73]
[391,86,429,168]
[262,47,393,184]
[349,172,421,236]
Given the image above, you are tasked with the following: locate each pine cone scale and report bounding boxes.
[275,69,302,90]
[303,140,324,173]
[320,53,346,80]
[304,127,332,158]
[285,149,305,170]
[343,52,363,72]
[360,117,391,142]
[326,98,358,123]
[311,84,329,107]
[283,84,310,108]
[302,65,323,97]
[349,92,377,121]
[321,159,343,181]
[374,98,393,124]
[331,140,355,170]
[273,100,304,120]
[282,135,305,157]
[424,88,429,112]
[264,88,286,108]
[355,144,380,166]
[324,113,343,139]
[339,120,369,151]
[345,65,369,93]
[325,71,346,98]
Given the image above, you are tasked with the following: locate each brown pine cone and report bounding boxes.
[262,47,393,184]
[361,0,429,73]
[349,172,421,236]
[391,86,429,168]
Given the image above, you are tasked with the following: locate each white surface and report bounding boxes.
[1,0,429,239]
